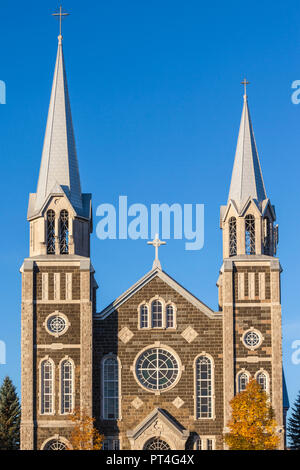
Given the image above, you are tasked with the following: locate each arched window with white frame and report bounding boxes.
[237,371,250,393]
[151,300,163,328]
[166,304,175,328]
[41,358,54,414]
[195,355,213,419]
[102,355,120,420]
[255,370,269,393]
[139,304,148,329]
[60,358,74,414]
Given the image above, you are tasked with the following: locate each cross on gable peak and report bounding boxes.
[147,234,166,270]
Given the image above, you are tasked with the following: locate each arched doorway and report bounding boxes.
[143,437,171,450]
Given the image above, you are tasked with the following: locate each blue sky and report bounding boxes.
[0,0,299,422]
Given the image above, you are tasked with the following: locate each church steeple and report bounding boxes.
[220,87,277,259]
[27,27,92,257]
[29,34,82,218]
[227,93,267,213]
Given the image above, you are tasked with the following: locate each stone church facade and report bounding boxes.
[20,32,288,450]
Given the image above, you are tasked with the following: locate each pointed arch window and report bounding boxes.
[237,371,249,393]
[59,210,69,254]
[41,359,54,414]
[47,210,55,254]
[245,215,255,255]
[102,356,120,420]
[140,305,148,329]
[229,217,237,256]
[60,359,74,414]
[195,355,213,419]
[151,300,163,328]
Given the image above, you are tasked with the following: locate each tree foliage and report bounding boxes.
[0,376,21,450]
[68,408,104,450]
[288,391,300,450]
[224,379,279,450]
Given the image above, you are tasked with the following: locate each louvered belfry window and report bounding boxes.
[229,217,237,256]
[245,214,255,255]
[59,210,69,254]
[47,210,56,254]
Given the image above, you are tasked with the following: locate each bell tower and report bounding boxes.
[218,87,285,448]
[21,24,96,450]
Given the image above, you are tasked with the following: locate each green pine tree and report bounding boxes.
[0,376,21,450]
[288,391,300,450]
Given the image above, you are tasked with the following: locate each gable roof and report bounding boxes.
[96,267,220,320]
[126,408,189,441]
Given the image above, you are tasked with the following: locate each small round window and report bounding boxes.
[243,329,262,350]
[45,312,69,337]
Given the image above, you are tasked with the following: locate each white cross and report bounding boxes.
[147,234,166,269]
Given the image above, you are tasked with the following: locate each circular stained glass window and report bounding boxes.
[47,314,67,335]
[135,347,179,391]
[143,438,171,450]
[44,439,67,450]
[243,330,261,349]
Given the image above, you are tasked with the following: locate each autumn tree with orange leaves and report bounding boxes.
[224,379,279,450]
[67,408,104,450]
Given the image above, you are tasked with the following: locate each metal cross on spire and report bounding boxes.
[241,78,250,98]
[147,234,166,270]
[52,5,70,43]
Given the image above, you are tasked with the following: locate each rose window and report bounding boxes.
[135,348,179,391]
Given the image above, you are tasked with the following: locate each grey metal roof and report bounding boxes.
[228,95,267,212]
[30,38,82,217]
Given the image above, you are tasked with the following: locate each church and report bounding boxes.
[20,25,289,450]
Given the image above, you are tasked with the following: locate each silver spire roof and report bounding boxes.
[228,94,267,211]
[33,36,82,215]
